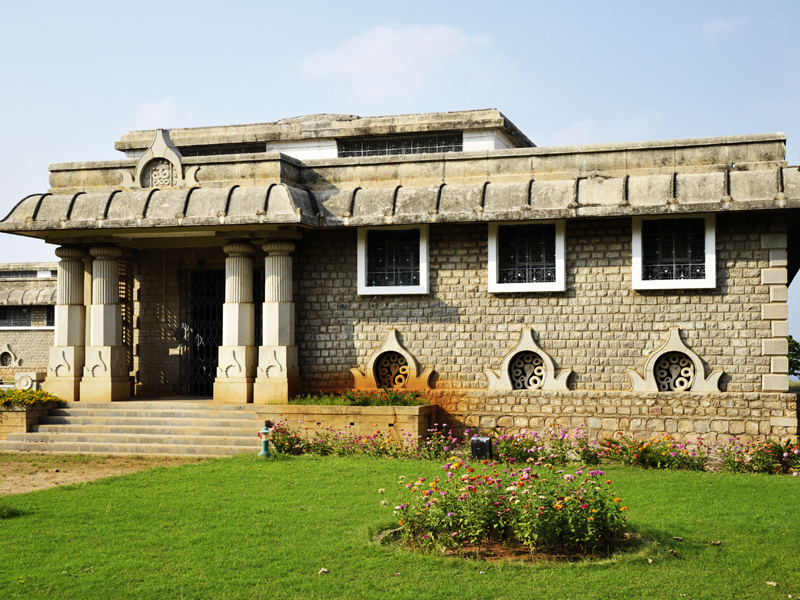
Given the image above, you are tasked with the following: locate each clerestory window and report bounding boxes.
[338,133,463,158]
[357,226,429,295]
[632,215,716,290]
[0,306,31,327]
[488,221,566,292]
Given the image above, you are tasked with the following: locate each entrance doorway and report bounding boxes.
[178,269,224,396]
[177,268,263,397]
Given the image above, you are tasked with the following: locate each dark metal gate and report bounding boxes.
[178,269,224,396]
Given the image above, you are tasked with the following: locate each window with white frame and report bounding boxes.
[488,221,566,292]
[632,214,716,290]
[357,225,429,295]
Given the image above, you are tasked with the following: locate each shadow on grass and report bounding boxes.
[0,504,30,519]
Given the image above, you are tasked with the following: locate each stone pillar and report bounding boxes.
[213,242,257,403]
[43,246,86,402]
[254,240,301,404]
[79,245,130,402]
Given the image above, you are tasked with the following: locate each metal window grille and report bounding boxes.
[179,143,265,157]
[0,307,31,326]
[339,133,463,158]
[642,219,706,281]
[366,230,420,288]
[0,270,38,278]
[497,224,557,284]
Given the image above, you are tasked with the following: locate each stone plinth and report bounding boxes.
[0,402,59,440]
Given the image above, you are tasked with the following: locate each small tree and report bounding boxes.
[788,335,800,378]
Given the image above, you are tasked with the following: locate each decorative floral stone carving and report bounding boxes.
[484,329,571,391]
[141,158,175,188]
[117,129,199,190]
[351,329,433,390]
[655,352,695,391]
[627,327,722,392]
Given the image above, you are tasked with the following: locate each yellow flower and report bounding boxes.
[614,498,621,503]
[620,506,628,511]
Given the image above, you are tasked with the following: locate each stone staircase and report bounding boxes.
[0,401,266,456]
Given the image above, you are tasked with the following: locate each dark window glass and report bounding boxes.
[0,306,32,327]
[497,224,557,284]
[339,133,463,158]
[50,270,57,277]
[0,270,37,279]
[642,219,706,281]
[179,143,265,157]
[366,230,420,288]
[46,306,55,327]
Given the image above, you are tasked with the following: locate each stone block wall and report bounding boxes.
[293,213,780,394]
[427,389,797,443]
[0,328,53,380]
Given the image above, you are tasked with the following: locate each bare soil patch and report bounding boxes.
[0,452,208,496]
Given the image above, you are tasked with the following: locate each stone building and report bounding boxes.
[0,109,797,441]
[0,263,56,383]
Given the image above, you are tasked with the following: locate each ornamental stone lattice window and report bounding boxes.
[357,226,429,295]
[632,215,716,290]
[488,221,566,292]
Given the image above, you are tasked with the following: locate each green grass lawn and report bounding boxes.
[0,454,797,600]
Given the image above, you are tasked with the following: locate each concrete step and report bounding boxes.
[0,440,250,457]
[61,401,258,412]
[0,401,273,456]
[39,416,264,429]
[6,432,257,448]
[32,424,258,438]
[47,408,263,420]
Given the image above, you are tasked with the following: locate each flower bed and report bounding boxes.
[0,390,63,441]
[386,461,627,557]
[290,389,427,407]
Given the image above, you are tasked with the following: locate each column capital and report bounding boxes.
[55,245,86,261]
[262,240,295,255]
[89,245,122,260]
[223,241,256,256]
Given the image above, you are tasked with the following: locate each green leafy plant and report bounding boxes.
[291,388,427,407]
[602,434,707,471]
[0,389,62,407]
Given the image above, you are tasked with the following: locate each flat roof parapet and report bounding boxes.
[114,109,534,152]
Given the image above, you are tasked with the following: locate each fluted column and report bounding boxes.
[254,240,301,404]
[43,246,87,401]
[79,245,130,402]
[214,242,257,403]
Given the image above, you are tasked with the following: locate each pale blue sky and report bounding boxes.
[1,0,798,329]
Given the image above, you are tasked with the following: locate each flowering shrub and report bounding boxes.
[290,389,427,407]
[387,462,627,555]
[268,421,459,461]
[602,434,707,471]
[715,437,800,475]
[0,389,62,407]
[491,426,605,466]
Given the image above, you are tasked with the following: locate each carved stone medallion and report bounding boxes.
[142,158,175,188]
